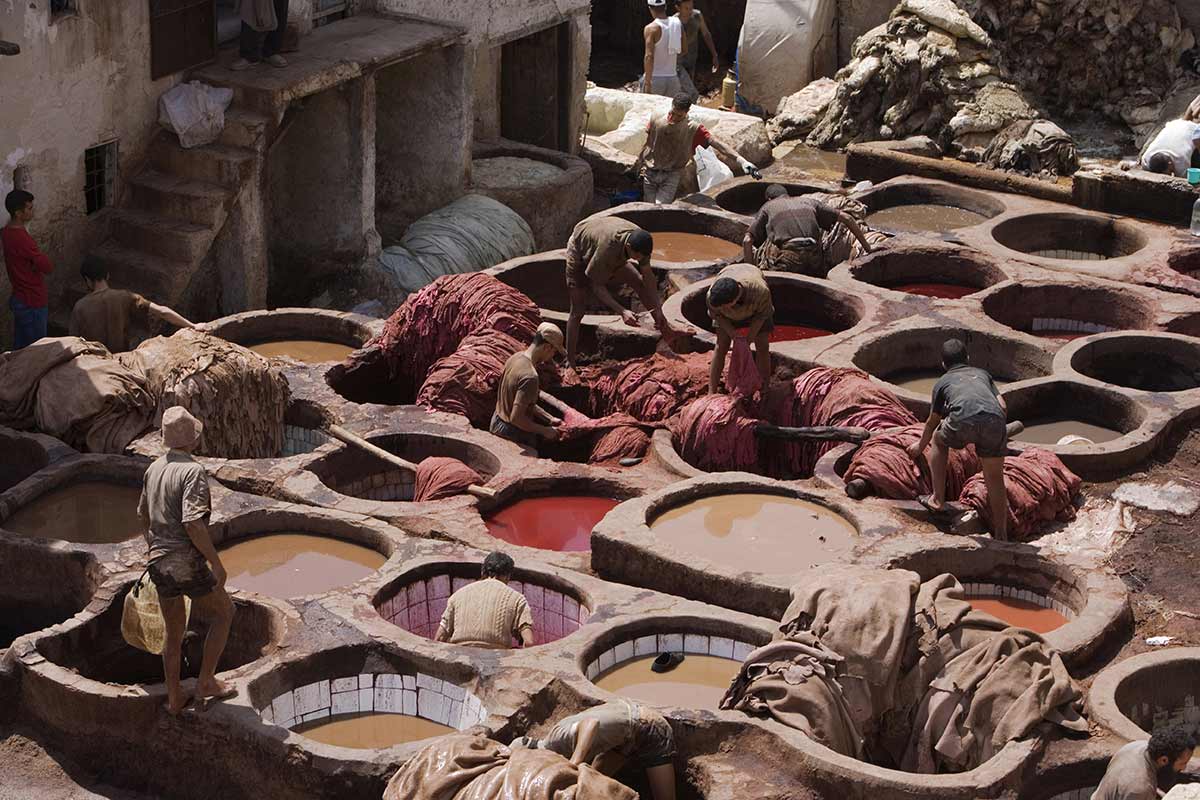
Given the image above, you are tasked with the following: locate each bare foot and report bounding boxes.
[163,694,194,716]
[197,679,236,701]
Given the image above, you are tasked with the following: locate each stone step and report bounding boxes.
[89,240,191,302]
[149,134,256,188]
[127,170,231,228]
[220,107,272,151]
[110,209,214,263]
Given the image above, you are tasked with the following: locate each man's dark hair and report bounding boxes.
[708,276,740,307]
[80,256,109,283]
[765,184,789,201]
[5,189,33,217]
[1146,152,1175,175]
[672,93,693,111]
[942,338,969,368]
[627,229,654,257]
[482,551,516,579]
[1148,725,1197,762]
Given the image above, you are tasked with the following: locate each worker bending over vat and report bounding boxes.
[71,257,194,353]
[745,184,874,276]
[513,698,678,800]
[491,322,565,449]
[435,551,534,649]
[907,339,1010,541]
[1091,724,1196,800]
[706,262,774,395]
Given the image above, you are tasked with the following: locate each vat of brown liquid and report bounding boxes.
[220,533,386,598]
[866,204,986,234]
[3,482,143,544]
[1016,420,1122,446]
[649,493,856,573]
[593,654,739,708]
[651,232,742,264]
[249,340,355,364]
[968,596,1068,634]
[293,712,454,749]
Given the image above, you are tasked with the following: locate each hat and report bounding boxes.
[161,406,203,449]
[647,0,666,6]
[535,322,567,356]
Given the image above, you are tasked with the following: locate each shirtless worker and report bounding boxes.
[631,93,760,205]
[706,262,773,395]
[906,339,1010,541]
[436,551,534,649]
[491,322,565,449]
[137,407,235,715]
[564,216,689,366]
[70,257,195,352]
[1091,724,1195,800]
[513,698,678,800]
[1138,118,1200,177]
[745,185,874,276]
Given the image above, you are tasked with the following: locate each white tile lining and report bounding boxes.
[1030,317,1116,335]
[584,633,756,682]
[1128,694,1200,733]
[962,582,1077,619]
[261,672,487,733]
[282,425,332,457]
[1028,249,1107,261]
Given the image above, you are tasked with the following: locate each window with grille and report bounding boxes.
[50,0,76,17]
[84,141,117,215]
[313,0,348,27]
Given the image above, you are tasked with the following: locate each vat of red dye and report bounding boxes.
[484,495,620,552]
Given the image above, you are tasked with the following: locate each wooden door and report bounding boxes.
[150,0,216,80]
[501,22,571,151]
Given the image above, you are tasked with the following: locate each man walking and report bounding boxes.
[231,0,290,70]
[436,551,535,649]
[642,0,682,97]
[675,0,720,101]
[2,189,53,350]
[70,257,195,353]
[137,407,235,715]
[744,185,873,276]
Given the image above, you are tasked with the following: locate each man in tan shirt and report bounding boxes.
[70,257,194,352]
[436,551,534,649]
[491,322,565,449]
[706,262,774,394]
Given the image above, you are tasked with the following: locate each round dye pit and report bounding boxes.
[294,713,455,749]
[981,284,1153,340]
[1015,420,1124,446]
[0,540,99,650]
[220,534,387,598]
[866,204,987,234]
[1090,649,1200,742]
[0,429,52,493]
[3,481,143,544]
[597,205,748,269]
[648,493,856,574]
[736,323,833,342]
[991,213,1148,262]
[248,340,355,363]
[967,596,1068,634]
[1070,335,1200,393]
[484,496,619,552]
[1001,381,1146,449]
[888,282,977,299]
[709,178,835,216]
[652,232,742,264]
[843,247,1005,299]
[594,654,739,708]
[858,180,1005,236]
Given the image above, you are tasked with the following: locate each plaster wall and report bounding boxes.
[473,45,503,141]
[838,0,895,66]
[0,2,183,349]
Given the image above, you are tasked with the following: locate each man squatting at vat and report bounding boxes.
[1091,724,1196,800]
[564,216,692,366]
[138,407,236,714]
[706,261,774,394]
[491,322,567,448]
[71,257,195,353]
[630,93,761,205]
[435,551,535,649]
[745,184,874,276]
[906,339,1010,541]
[513,698,678,800]
[3,189,53,350]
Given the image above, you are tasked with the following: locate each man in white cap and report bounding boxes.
[137,406,235,715]
[491,323,566,449]
[642,0,682,97]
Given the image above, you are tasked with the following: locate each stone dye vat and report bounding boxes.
[1069,333,1200,394]
[221,534,387,598]
[0,427,58,493]
[586,631,756,709]
[0,538,100,650]
[866,205,988,234]
[249,340,356,363]
[594,204,749,270]
[2,481,143,544]
[967,596,1067,633]
[1005,383,1142,448]
[484,495,619,552]
[981,284,1154,341]
[1089,648,1200,743]
[991,213,1148,261]
[839,245,1007,300]
[205,308,378,365]
[859,179,1004,235]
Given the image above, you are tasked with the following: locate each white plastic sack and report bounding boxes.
[121,572,192,655]
[695,146,734,192]
[738,0,838,115]
[158,81,235,149]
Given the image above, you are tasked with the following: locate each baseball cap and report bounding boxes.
[161,406,203,449]
[535,322,567,356]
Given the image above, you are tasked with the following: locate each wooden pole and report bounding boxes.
[325,425,496,500]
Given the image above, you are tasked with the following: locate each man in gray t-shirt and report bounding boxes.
[137,407,235,715]
[1091,725,1195,800]
[907,339,1010,540]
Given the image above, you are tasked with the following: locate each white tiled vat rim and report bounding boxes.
[324,467,414,503]
[282,425,332,457]
[1125,693,1200,735]
[1028,250,1109,261]
[963,582,1078,619]
[261,672,487,733]
[584,633,756,682]
[1030,318,1117,335]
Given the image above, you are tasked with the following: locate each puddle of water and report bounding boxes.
[249,340,355,363]
[594,653,739,708]
[293,712,454,749]
[3,482,143,544]
[220,533,386,597]
[771,145,847,183]
[968,596,1068,634]
[867,205,987,234]
[485,496,620,552]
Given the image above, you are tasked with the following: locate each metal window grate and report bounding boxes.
[50,0,76,16]
[84,141,117,215]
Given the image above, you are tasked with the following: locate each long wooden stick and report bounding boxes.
[325,425,496,500]
[754,423,872,443]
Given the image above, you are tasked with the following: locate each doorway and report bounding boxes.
[500,22,572,152]
[149,0,216,79]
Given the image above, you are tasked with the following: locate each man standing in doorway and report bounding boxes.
[632,93,760,205]
[232,0,290,70]
[641,0,682,97]
[2,189,53,350]
[676,0,720,101]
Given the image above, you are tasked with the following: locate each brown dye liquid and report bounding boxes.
[294,713,454,749]
[866,204,987,234]
[3,482,143,543]
[887,370,1008,395]
[1016,420,1122,446]
[651,232,742,263]
[594,654,739,708]
[968,596,1068,634]
[650,493,856,574]
[220,533,386,598]
[249,340,355,363]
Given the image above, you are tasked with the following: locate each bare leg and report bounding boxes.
[709,331,731,394]
[624,265,692,342]
[646,764,678,800]
[928,429,949,509]
[567,286,590,367]
[193,587,234,698]
[981,456,1009,541]
[160,595,188,714]
[753,330,771,385]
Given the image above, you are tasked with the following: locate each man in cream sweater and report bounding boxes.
[436,552,534,649]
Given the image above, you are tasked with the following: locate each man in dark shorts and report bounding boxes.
[706,262,774,394]
[564,216,688,366]
[512,698,678,800]
[744,184,873,276]
[137,407,235,714]
[490,322,565,450]
[907,339,1010,541]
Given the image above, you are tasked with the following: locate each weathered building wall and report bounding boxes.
[0,3,182,349]
[838,0,896,66]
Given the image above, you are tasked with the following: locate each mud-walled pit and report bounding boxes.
[844,246,1007,299]
[598,203,749,269]
[1069,333,1200,393]
[0,539,101,651]
[205,307,379,365]
[0,459,147,545]
[991,213,1148,261]
[0,428,54,493]
[981,283,1154,340]
[1089,648,1200,743]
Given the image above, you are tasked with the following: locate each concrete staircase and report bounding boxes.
[56,106,272,330]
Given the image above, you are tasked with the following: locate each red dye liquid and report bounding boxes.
[888,282,976,299]
[736,324,833,342]
[484,496,620,552]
